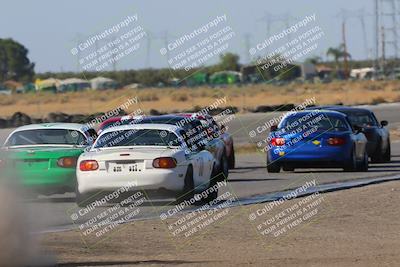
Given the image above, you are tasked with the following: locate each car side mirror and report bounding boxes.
[353,125,364,133]
[270,125,278,132]
[381,120,388,127]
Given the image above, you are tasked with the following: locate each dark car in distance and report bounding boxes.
[307,106,390,162]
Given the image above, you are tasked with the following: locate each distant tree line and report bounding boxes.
[35,53,242,87]
[4,38,400,87]
[0,38,35,83]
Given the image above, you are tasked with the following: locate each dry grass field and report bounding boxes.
[0,80,399,117]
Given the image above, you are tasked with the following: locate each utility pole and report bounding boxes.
[75,33,83,73]
[357,9,370,60]
[381,26,386,73]
[375,0,380,74]
[337,8,371,60]
[342,22,349,79]
[388,0,398,58]
[162,31,171,63]
[145,32,152,68]
[243,33,252,64]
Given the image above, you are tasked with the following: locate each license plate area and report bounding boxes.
[16,159,49,169]
[108,161,143,173]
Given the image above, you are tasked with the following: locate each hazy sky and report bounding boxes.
[0,0,376,73]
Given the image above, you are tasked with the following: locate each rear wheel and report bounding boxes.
[178,165,194,202]
[344,148,357,172]
[267,160,281,173]
[357,151,369,172]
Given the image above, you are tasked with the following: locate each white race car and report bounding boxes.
[76,124,218,206]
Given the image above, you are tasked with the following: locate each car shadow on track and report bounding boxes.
[58,260,214,266]
[294,168,400,173]
[28,197,76,203]
[228,178,284,182]
[232,165,266,170]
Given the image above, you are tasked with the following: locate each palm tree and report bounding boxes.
[326,44,351,70]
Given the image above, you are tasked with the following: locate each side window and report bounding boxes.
[370,113,380,126]
[344,118,354,132]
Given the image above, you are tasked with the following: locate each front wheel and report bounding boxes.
[228,146,235,169]
[202,167,219,204]
[371,140,384,163]
[218,153,229,181]
[383,142,391,162]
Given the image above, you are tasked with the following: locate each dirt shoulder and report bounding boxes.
[1,80,399,117]
[42,180,400,267]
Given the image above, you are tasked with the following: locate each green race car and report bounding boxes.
[1,123,97,195]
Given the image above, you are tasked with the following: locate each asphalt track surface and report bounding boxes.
[0,103,399,234]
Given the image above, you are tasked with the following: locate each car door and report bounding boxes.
[181,130,212,191]
[372,112,390,152]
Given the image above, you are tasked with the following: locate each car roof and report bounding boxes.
[176,113,211,120]
[12,123,89,133]
[285,110,348,118]
[101,117,122,123]
[308,105,372,113]
[140,115,200,125]
[99,123,181,136]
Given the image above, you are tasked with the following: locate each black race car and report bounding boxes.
[307,106,390,162]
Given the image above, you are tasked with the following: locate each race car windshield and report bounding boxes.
[94,129,181,148]
[281,114,350,132]
[5,129,86,146]
[100,117,144,131]
[344,112,378,127]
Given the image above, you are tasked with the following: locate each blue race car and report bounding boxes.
[307,106,390,163]
[266,110,368,173]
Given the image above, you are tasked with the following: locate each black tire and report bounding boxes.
[383,142,391,162]
[228,146,235,169]
[178,165,195,202]
[344,148,357,172]
[356,151,369,172]
[218,153,229,181]
[267,160,281,173]
[282,166,295,172]
[371,140,383,163]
